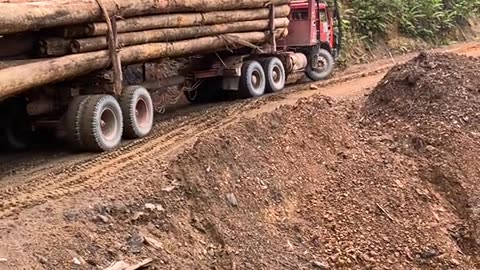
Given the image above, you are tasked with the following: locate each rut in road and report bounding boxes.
[0,100,252,217]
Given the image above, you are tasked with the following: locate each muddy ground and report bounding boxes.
[0,42,479,270]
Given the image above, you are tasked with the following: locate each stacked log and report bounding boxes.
[0,0,291,100]
[61,5,291,38]
[71,18,290,53]
[0,0,290,34]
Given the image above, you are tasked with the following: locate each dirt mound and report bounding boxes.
[9,93,478,269]
[161,95,479,269]
[365,52,480,135]
[362,52,480,266]
[7,94,478,269]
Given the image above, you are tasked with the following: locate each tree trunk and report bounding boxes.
[0,59,48,69]
[0,29,288,100]
[80,5,290,37]
[38,38,72,56]
[0,0,289,34]
[72,18,290,53]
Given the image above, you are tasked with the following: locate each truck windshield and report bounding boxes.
[292,9,309,20]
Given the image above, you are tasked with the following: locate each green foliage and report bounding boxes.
[339,0,479,43]
[343,0,399,40]
[399,0,452,40]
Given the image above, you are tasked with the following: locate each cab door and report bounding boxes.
[318,7,330,43]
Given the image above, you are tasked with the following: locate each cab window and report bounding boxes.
[291,9,309,21]
[319,9,327,22]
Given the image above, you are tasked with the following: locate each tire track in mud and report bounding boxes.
[0,100,249,217]
[0,103,223,185]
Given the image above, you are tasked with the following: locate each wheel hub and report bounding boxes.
[314,57,328,72]
[251,70,261,88]
[100,108,117,141]
[135,98,149,128]
[272,66,281,83]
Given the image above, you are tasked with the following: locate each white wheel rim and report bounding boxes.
[251,70,262,89]
[100,108,117,141]
[135,97,150,128]
[314,57,328,72]
[272,66,282,84]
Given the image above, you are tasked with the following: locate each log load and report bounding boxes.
[0,0,290,34]
[80,5,291,37]
[0,0,292,101]
[71,18,290,53]
[38,38,72,56]
[0,29,288,100]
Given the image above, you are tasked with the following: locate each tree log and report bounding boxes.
[0,29,288,100]
[0,0,289,35]
[38,38,72,56]
[52,24,92,38]
[72,18,290,53]
[81,5,291,37]
[0,59,49,69]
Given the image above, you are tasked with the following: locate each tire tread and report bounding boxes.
[239,60,266,98]
[80,95,123,152]
[119,85,153,139]
[64,95,91,150]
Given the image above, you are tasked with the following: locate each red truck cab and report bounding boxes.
[285,0,335,50]
[279,0,341,81]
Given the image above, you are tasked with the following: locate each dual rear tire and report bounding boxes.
[263,57,286,93]
[64,86,153,152]
[239,57,286,98]
[185,57,287,102]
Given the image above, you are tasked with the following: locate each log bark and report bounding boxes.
[0,0,290,35]
[72,18,290,53]
[0,29,288,100]
[82,5,290,37]
[0,59,48,69]
[52,24,93,38]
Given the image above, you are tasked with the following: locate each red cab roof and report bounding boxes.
[290,0,328,9]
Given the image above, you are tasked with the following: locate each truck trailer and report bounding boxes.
[0,0,341,152]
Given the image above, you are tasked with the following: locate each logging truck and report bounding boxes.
[0,0,341,152]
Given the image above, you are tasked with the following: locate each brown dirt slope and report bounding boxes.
[158,52,479,269]
[361,52,480,266]
[1,52,479,270]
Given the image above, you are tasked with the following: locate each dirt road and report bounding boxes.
[0,41,479,269]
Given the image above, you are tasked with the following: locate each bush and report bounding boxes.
[342,0,400,41]
[340,0,480,42]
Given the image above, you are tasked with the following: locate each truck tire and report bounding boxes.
[119,86,153,139]
[306,48,335,81]
[80,95,123,152]
[239,60,266,98]
[64,95,91,150]
[263,57,286,93]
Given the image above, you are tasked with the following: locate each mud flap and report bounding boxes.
[309,46,321,69]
